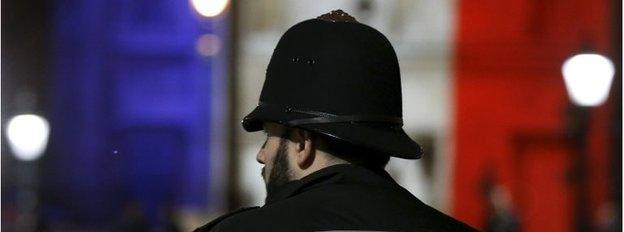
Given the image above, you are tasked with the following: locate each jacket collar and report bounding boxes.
[264,164,396,205]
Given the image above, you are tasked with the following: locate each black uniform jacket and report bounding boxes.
[195,164,477,231]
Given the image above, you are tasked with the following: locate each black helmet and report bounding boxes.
[242,10,423,159]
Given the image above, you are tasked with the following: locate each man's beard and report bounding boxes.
[263,138,293,194]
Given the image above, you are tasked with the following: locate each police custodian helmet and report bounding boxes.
[242,10,423,159]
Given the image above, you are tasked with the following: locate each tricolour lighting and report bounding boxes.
[5,114,50,161]
[562,53,615,107]
[190,0,229,17]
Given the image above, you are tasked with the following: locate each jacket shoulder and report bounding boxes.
[419,203,479,231]
[193,206,260,232]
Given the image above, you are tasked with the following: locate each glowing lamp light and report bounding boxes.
[190,0,229,17]
[562,54,615,107]
[5,114,50,161]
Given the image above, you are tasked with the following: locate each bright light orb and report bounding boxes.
[5,114,50,161]
[562,53,615,107]
[190,0,229,17]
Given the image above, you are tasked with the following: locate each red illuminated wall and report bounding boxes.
[452,0,615,230]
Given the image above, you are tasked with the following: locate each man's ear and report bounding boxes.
[293,128,315,169]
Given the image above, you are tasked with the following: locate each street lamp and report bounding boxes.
[4,114,50,231]
[190,0,229,17]
[562,53,615,107]
[5,114,50,161]
[561,52,615,231]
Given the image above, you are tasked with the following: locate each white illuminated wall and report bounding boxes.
[235,0,456,212]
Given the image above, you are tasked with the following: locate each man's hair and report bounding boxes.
[281,126,391,169]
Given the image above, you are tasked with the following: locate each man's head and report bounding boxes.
[258,122,390,191]
[241,10,423,160]
[244,10,423,194]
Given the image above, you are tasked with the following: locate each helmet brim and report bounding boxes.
[242,105,423,159]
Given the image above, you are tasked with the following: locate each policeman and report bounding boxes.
[195,9,476,232]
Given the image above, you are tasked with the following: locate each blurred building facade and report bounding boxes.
[453,0,621,230]
[2,0,621,231]
[4,0,232,230]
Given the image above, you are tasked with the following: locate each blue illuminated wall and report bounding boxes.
[45,0,222,227]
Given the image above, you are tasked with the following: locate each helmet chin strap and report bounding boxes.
[257,102,404,127]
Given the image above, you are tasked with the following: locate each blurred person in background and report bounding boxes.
[195,10,475,232]
[485,186,521,232]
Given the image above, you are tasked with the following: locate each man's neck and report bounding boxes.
[293,153,349,180]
